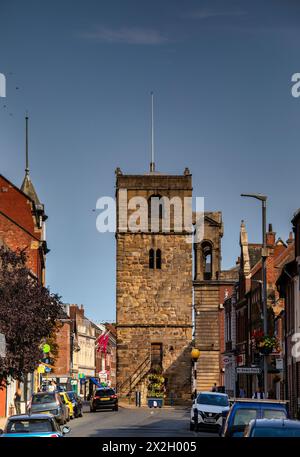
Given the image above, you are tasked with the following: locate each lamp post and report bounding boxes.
[191,348,201,398]
[241,193,268,397]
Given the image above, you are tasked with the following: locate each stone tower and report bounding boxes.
[116,168,193,404]
[193,212,238,392]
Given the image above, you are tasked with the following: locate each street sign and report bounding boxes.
[236,367,261,375]
[276,358,283,370]
[42,344,51,354]
[0,333,6,358]
[222,356,233,365]
[37,364,45,374]
[44,366,51,373]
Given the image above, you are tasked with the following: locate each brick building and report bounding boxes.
[69,305,96,398]
[0,174,47,283]
[48,304,72,390]
[277,209,300,418]
[94,323,116,388]
[0,119,48,415]
[225,220,294,399]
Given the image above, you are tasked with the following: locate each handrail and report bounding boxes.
[117,355,151,394]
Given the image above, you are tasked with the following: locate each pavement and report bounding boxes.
[68,404,219,437]
[0,418,5,430]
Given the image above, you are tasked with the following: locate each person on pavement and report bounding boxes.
[14,388,22,415]
[252,387,265,399]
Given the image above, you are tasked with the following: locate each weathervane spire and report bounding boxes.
[150,92,155,172]
[25,114,29,176]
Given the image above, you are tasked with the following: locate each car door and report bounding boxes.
[57,393,66,419]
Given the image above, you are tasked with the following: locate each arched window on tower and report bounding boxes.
[202,241,212,280]
[149,248,155,269]
[156,249,162,269]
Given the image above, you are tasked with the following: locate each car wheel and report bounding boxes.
[113,406,119,411]
[190,422,195,431]
[90,408,96,413]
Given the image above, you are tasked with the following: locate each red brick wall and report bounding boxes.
[0,176,37,235]
[52,323,71,377]
[0,175,43,281]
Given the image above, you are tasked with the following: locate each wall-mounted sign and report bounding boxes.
[276,358,283,371]
[236,367,261,375]
[223,356,233,365]
[42,344,51,354]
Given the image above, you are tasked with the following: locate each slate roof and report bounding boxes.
[20,173,41,206]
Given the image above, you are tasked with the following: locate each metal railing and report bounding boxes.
[117,356,151,396]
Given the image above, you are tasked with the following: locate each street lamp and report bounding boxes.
[191,348,200,398]
[241,193,268,397]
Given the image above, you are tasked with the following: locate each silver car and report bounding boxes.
[27,392,67,425]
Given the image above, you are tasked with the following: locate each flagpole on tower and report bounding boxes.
[150,92,155,172]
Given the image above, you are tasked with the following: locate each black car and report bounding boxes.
[90,388,118,412]
[66,391,83,418]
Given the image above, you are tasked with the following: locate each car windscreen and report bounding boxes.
[95,389,115,397]
[197,394,228,407]
[31,393,56,404]
[253,427,300,437]
[262,409,287,419]
[7,419,54,434]
[233,408,257,426]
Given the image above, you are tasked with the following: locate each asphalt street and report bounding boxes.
[68,404,218,437]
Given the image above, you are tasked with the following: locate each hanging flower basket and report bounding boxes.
[251,329,280,355]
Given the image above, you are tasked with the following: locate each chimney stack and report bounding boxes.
[266,223,276,247]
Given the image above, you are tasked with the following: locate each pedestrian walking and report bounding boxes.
[14,388,21,415]
[252,387,265,399]
[239,388,246,398]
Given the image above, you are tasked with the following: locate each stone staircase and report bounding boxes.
[116,356,151,403]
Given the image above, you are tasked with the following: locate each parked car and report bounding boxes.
[90,388,118,412]
[66,391,83,418]
[222,399,289,437]
[27,391,68,425]
[0,414,70,437]
[190,391,230,431]
[59,392,74,420]
[244,419,300,437]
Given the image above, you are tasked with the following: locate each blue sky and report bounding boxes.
[1,0,300,321]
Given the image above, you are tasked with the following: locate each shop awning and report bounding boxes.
[90,377,102,388]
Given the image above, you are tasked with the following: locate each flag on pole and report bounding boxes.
[96,331,110,354]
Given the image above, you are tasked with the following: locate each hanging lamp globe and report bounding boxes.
[191,348,200,362]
